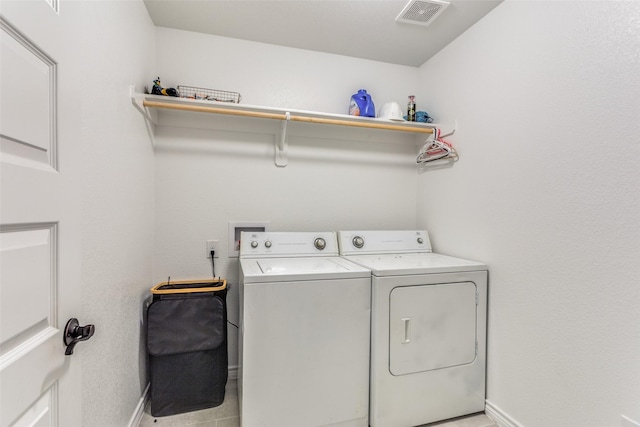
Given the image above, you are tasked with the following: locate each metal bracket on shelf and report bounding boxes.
[439,119,458,139]
[130,85,157,146]
[275,111,290,167]
[130,85,155,124]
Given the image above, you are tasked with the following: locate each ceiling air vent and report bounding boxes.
[395,0,450,27]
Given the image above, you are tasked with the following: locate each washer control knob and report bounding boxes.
[352,236,364,249]
[417,237,424,244]
[314,238,327,250]
[264,240,272,248]
[250,241,258,248]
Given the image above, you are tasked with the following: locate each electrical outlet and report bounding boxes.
[206,240,219,258]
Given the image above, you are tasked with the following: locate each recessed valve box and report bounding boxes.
[228,221,270,257]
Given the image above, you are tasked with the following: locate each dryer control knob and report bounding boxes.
[251,241,258,248]
[314,238,326,250]
[352,236,364,249]
[417,237,424,244]
[264,240,272,248]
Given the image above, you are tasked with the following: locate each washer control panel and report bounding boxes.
[240,231,338,258]
[338,230,432,255]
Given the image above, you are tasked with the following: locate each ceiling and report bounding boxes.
[143,0,503,67]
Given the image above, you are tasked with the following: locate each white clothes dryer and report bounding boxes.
[238,232,371,427]
[338,230,488,427]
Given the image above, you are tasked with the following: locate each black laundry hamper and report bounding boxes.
[146,279,228,417]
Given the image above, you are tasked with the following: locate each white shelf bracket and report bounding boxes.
[275,111,290,167]
[130,85,157,146]
[440,119,458,139]
[130,85,155,124]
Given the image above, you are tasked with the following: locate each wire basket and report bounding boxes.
[177,85,241,103]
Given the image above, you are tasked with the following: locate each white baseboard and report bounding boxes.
[228,364,238,380]
[127,383,150,427]
[621,415,640,427]
[487,402,640,427]
[485,400,523,427]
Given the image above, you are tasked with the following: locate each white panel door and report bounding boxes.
[1,1,85,426]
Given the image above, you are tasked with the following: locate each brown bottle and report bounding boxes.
[407,95,416,122]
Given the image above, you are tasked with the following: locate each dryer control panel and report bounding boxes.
[338,230,432,255]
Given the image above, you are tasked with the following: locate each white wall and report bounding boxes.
[153,27,421,369]
[155,27,419,115]
[75,1,156,426]
[417,1,640,426]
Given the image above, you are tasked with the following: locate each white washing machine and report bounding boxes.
[238,231,371,427]
[338,230,488,427]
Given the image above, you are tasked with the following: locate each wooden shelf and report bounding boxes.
[131,90,439,167]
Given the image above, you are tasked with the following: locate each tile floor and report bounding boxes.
[139,381,240,427]
[138,380,497,427]
[423,413,498,427]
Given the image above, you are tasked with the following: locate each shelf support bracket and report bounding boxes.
[130,85,157,147]
[275,111,290,167]
[440,119,458,139]
[130,85,156,124]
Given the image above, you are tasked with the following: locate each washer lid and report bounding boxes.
[343,252,486,276]
[240,256,370,283]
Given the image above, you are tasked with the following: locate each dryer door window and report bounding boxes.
[389,282,477,375]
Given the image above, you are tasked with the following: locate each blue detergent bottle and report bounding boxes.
[349,89,375,117]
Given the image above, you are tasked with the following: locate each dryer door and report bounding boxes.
[389,282,477,375]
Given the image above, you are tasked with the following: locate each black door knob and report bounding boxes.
[63,318,95,355]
